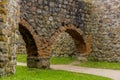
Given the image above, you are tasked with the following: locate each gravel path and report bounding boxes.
[17,62,120,80]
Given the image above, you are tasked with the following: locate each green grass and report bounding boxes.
[0,66,112,80]
[17,54,76,64]
[50,57,76,64]
[77,61,120,70]
[17,54,27,63]
[17,54,120,70]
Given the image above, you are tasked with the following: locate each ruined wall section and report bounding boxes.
[0,0,19,76]
[20,0,92,55]
[90,0,120,62]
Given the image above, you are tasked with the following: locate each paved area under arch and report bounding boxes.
[17,62,120,80]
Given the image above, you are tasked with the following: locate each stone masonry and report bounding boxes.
[19,0,92,69]
[0,0,19,76]
[0,0,120,76]
[90,0,120,62]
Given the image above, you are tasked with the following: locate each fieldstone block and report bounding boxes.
[27,57,50,69]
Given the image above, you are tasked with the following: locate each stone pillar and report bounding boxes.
[0,0,19,76]
[27,57,50,69]
[0,0,7,76]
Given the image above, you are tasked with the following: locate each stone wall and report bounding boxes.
[89,0,120,62]
[51,32,77,57]
[0,0,19,76]
[19,0,120,62]
[19,0,92,55]
[16,33,26,54]
[0,0,120,76]
[19,0,92,68]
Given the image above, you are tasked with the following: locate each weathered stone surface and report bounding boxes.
[27,57,50,69]
[89,0,120,62]
[0,0,19,76]
[18,0,91,70]
[51,32,77,57]
[0,0,120,76]
[19,0,120,63]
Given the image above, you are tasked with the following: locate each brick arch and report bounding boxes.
[19,18,48,57]
[19,18,50,68]
[19,24,38,57]
[51,24,91,55]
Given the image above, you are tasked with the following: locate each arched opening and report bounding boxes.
[18,22,50,69]
[65,29,86,54]
[50,26,88,63]
[18,24,38,57]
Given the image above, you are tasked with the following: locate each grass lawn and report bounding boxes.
[17,54,27,63]
[17,54,76,64]
[50,57,76,64]
[0,66,112,80]
[77,61,120,70]
[17,54,120,70]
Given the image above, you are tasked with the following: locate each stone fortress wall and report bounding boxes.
[0,0,120,76]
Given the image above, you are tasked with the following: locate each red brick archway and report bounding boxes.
[18,19,91,68]
[19,24,38,57]
[51,24,92,55]
[65,29,86,54]
[19,18,49,57]
[19,18,50,68]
